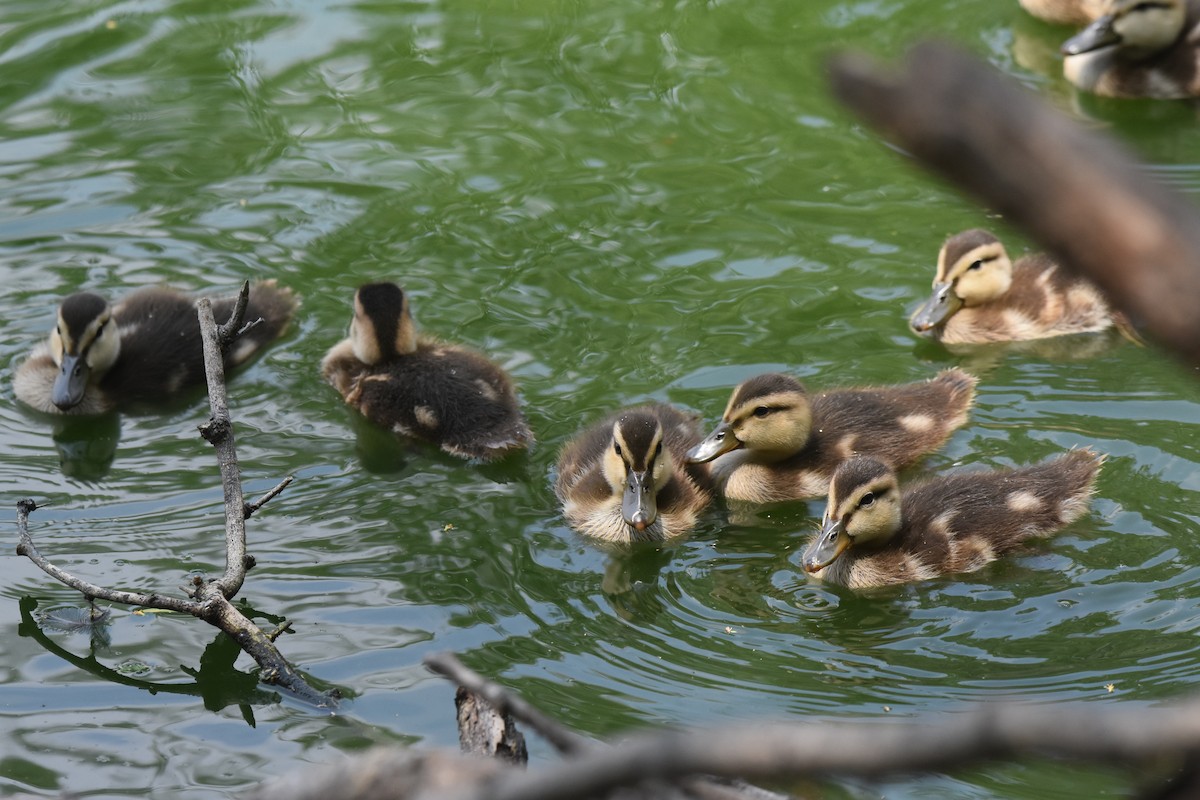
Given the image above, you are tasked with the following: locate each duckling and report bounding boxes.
[1061,0,1200,98]
[321,282,531,462]
[555,404,711,544]
[687,369,976,504]
[1020,0,1106,25]
[802,449,1103,589]
[911,229,1128,344]
[14,281,297,416]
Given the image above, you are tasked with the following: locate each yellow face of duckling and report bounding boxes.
[350,282,418,365]
[911,229,1014,334]
[1063,0,1186,60]
[687,373,814,464]
[803,456,902,573]
[49,293,120,410]
[602,412,671,532]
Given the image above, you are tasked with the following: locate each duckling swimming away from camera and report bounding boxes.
[1061,0,1200,98]
[687,369,976,505]
[556,404,711,544]
[802,449,1103,589]
[1020,0,1106,25]
[911,229,1130,344]
[14,281,297,416]
[321,282,531,462]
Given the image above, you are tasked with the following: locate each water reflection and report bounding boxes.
[50,414,120,480]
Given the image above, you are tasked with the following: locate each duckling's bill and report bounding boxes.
[622,468,657,531]
[803,517,851,573]
[1062,13,1121,55]
[686,422,740,463]
[52,353,90,410]
[911,281,960,333]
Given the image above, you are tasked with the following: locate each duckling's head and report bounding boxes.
[601,410,673,532]
[911,229,1014,334]
[802,456,902,573]
[350,282,417,365]
[50,293,120,410]
[1062,0,1186,60]
[687,373,813,464]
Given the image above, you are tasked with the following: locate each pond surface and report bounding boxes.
[2,1,1199,797]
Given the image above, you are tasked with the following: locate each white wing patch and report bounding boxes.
[414,405,439,429]
[1006,490,1044,513]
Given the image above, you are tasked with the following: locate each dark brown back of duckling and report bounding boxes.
[99,281,297,404]
[803,368,977,471]
[321,281,531,461]
[346,342,532,461]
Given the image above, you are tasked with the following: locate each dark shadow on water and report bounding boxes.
[347,409,535,484]
[600,544,676,622]
[47,413,122,481]
[18,596,352,720]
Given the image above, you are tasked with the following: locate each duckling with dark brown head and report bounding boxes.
[321,282,532,461]
[911,229,1128,344]
[556,404,711,544]
[14,281,297,415]
[802,449,1103,589]
[686,369,977,504]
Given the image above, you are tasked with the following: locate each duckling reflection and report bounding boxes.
[15,281,297,415]
[803,450,1103,589]
[51,414,121,481]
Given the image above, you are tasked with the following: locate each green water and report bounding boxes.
[2,1,1199,797]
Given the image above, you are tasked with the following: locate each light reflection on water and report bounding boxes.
[1,0,1199,798]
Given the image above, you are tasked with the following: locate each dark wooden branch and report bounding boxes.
[425,652,591,757]
[827,41,1200,367]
